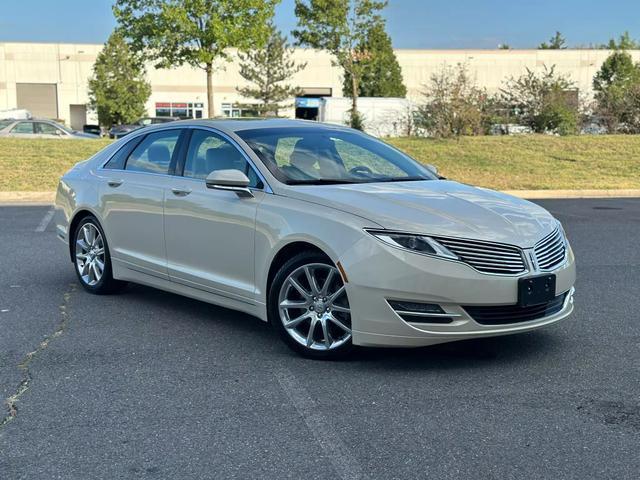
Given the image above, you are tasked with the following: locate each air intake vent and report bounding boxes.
[534,228,567,271]
[464,293,567,325]
[432,237,527,275]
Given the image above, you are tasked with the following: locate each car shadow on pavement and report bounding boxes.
[350,331,565,369]
[117,283,566,369]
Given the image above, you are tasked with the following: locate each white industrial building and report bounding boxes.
[1,41,638,129]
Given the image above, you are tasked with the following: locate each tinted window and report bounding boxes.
[125,130,180,174]
[238,127,435,185]
[36,122,62,135]
[11,122,34,134]
[0,120,12,130]
[104,136,144,170]
[183,130,262,188]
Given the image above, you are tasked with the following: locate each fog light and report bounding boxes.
[387,300,456,324]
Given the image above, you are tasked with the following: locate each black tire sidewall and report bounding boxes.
[268,251,354,359]
[72,215,118,294]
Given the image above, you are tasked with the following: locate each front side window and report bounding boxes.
[183,129,262,188]
[237,127,436,185]
[125,130,180,175]
[11,122,34,134]
[36,122,63,135]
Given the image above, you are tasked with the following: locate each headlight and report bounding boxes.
[365,230,459,260]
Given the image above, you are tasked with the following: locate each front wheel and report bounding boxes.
[269,252,354,359]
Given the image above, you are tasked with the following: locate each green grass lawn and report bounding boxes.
[1,135,639,192]
[387,135,640,191]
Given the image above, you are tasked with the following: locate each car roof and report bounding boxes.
[155,118,353,134]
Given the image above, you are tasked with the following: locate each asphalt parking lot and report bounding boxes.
[0,198,639,479]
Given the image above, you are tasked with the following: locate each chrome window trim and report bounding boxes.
[97,125,272,194]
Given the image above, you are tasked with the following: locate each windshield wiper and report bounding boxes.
[286,179,364,185]
[373,176,430,183]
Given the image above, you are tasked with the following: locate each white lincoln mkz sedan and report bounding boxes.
[55,119,576,358]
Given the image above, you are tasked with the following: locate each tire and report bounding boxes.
[72,215,126,294]
[268,251,354,359]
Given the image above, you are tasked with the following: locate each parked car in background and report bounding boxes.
[0,119,99,139]
[83,124,102,136]
[109,117,179,139]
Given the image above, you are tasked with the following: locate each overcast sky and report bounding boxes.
[1,0,638,49]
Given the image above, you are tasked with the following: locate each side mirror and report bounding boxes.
[425,164,438,176]
[205,169,253,198]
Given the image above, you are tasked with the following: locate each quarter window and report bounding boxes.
[183,130,262,188]
[125,130,180,175]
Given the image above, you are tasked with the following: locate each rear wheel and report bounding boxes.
[269,252,354,359]
[72,216,125,294]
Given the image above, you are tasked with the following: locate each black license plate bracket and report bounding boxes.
[518,274,556,307]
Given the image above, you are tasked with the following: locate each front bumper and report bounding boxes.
[339,236,576,348]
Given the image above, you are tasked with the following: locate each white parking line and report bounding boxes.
[35,207,55,232]
[274,367,362,480]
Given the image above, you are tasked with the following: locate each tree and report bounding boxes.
[600,31,640,50]
[593,50,640,132]
[237,23,307,117]
[113,0,278,118]
[416,64,490,138]
[293,0,388,129]
[88,32,151,129]
[499,65,580,135]
[342,23,407,98]
[539,31,567,49]
[498,43,511,50]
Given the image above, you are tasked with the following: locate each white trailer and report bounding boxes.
[0,108,31,120]
[318,97,415,137]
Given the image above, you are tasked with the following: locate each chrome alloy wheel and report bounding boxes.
[278,263,352,351]
[75,223,105,286]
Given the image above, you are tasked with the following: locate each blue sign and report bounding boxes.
[296,97,321,108]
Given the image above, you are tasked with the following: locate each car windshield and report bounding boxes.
[237,127,436,185]
[0,120,14,130]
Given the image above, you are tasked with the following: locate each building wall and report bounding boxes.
[1,42,639,126]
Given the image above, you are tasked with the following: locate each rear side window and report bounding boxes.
[103,136,144,170]
[11,122,34,134]
[125,130,180,175]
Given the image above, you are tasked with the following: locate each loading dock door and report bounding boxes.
[16,83,58,119]
[69,104,87,130]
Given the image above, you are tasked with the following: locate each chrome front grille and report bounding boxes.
[534,228,567,271]
[433,237,527,275]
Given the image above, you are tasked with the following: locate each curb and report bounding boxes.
[0,191,56,204]
[1,189,640,205]
[503,189,640,199]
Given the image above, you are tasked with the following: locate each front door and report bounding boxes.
[164,128,265,302]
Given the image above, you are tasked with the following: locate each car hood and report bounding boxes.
[110,125,138,132]
[283,180,557,248]
[72,131,100,139]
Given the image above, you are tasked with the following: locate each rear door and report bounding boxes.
[8,121,36,138]
[99,128,187,279]
[164,128,266,301]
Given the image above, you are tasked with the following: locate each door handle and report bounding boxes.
[171,188,192,197]
[107,180,123,188]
